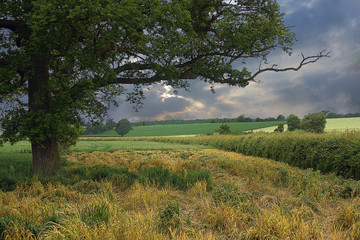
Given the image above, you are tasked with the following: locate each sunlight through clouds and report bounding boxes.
[108,0,360,122]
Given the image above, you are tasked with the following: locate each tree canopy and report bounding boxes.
[300,112,327,134]
[115,119,132,136]
[0,0,329,175]
[287,115,301,132]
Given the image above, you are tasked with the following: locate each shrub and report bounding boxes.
[300,112,327,133]
[287,115,301,131]
[216,124,231,134]
[274,123,284,133]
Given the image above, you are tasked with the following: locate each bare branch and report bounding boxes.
[247,50,331,81]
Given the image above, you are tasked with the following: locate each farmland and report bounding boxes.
[253,117,360,133]
[1,134,360,239]
[87,121,285,137]
[85,117,360,137]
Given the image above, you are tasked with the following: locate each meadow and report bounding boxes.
[253,117,360,133]
[87,121,285,137]
[1,136,360,239]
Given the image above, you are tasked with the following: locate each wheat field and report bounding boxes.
[2,146,360,239]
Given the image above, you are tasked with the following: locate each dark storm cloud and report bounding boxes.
[109,0,360,121]
[282,0,360,49]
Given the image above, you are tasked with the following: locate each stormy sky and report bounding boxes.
[108,0,360,122]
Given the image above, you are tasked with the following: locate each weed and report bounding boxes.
[212,184,250,206]
[139,167,170,187]
[159,202,180,231]
[0,216,42,239]
[111,173,134,191]
[0,171,18,191]
[139,167,211,191]
[80,202,111,226]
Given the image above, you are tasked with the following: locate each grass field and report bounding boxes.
[2,137,360,239]
[253,117,360,133]
[87,121,285,137]
[325,117,360,132]
[0,140,207,190]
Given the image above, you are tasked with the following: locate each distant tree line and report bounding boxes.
[84,118,133,136]
[82,115,286,135]
[83,112,359,135]
[131,114,286,126]
[286,112,327,133]
[83,119,117,135]
[326,112,360,118]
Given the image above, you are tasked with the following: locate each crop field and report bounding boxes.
[325,117,360,132]
[87,121,284,137]
[2,137,360,239]
[253,117,360,133]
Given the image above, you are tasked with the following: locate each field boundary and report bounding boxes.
[145,132,360,180]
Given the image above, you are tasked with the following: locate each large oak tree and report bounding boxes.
[0,0,329,176]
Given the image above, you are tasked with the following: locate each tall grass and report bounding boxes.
[0,142,33,191]
[147,131,360,179]
[2,146,360,239]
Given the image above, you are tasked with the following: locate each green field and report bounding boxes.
[325,117,360,131]
[69,140,207,152]
[87,121,285,137]
[253,117,360,133]
[0,140,207,191]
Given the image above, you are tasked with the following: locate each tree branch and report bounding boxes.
[0,19,21,31]
[247,50,331,81]
[115,75,161,85]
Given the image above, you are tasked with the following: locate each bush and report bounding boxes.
[215,124,231,134]
[300,112,327,133]
[274,123,284,133]
[287,115,301,131]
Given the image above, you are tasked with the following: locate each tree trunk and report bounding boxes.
[28,54,62,176]
[31,138,61,176]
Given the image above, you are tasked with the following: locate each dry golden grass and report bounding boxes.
[2,149,360,239]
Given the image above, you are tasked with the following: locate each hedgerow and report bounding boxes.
[147,132,360,179]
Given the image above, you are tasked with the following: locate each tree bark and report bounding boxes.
[28,54,61,176]
[31,138,61,176]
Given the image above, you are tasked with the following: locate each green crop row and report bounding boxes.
[147,132,360,180]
